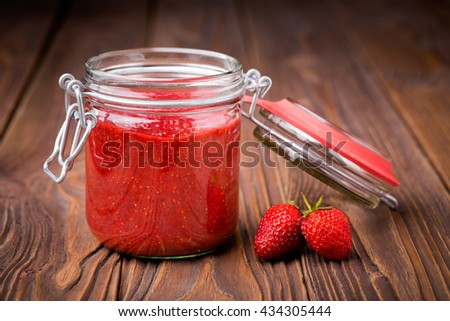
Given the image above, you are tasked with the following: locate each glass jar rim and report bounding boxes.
[82,47,245,109]
[84,47,243,83]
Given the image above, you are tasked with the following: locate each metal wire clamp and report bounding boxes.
[43,74,97,183]
[242,69,272,124]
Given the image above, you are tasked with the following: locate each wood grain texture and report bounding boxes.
[334,0,450,188]
[0,0,448,301]
[0,0,59,138]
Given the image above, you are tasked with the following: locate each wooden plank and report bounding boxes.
[242,0,449,300]
[333,0,450,188]
[147,0,250,63]
[0,0,148,300]
[0,0,59,138]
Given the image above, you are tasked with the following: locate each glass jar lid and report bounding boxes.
[242,83,399,209]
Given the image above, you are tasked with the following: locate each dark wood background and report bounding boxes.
[0,0,448,300]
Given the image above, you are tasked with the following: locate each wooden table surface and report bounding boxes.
[0,0,449,301]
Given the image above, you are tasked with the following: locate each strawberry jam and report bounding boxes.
[79,48,245,258]
[85,104,240,257]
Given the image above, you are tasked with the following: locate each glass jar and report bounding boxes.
[44,47,399,259]
[52,48,248,258]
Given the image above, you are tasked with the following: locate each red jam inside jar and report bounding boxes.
[82,48,244,258]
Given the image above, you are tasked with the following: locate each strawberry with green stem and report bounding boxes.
[253,195,352,261]
[300,194,352,260]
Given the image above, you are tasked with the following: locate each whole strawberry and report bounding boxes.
[300,195,352,260]
[254,203,304,260]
